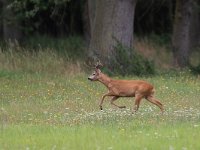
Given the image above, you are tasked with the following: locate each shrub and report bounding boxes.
[110,42,155,76]
[190,64,200,75]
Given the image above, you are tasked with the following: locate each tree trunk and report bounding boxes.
[172,0,194,68]
[0,0,3,39]
[2,0,22,42]
[88,0,137,68]
[83,0,96,45]
[189,0,200,49]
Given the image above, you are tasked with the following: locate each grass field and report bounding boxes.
[0,70,200,150]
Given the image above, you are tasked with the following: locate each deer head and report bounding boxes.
[88,60,103,81]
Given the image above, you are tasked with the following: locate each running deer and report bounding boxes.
[88,61,164,113]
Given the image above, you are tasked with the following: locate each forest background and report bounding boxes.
[0,0,200,75]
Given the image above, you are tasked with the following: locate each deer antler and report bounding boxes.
[95,60,103,69]
[84,58,103,69]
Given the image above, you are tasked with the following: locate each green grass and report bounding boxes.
[1,123,200,150]
[0,70,200,149]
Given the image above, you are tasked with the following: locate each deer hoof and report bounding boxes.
[99,106,103,110]
[132,109,137,114]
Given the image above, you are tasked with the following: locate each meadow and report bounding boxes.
[0,37,200,150]
[0,69,200,150]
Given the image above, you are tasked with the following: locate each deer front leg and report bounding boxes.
[132,94,143,113]
[99,93,111,110]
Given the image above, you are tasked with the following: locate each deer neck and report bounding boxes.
[98,73,112,88]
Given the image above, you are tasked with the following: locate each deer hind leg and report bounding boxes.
[110,96,126,109]
[132,94,143,113]
[146,96,164,113]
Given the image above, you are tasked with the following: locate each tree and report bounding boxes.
[0,0,3,39]
[2,0,22,42]
[172,0,194,68]
[189,0,200,49]
[88,0,137,68]
[83,0,96,44]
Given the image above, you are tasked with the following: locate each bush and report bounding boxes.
[190,64,200,75]
[110,42,155,76]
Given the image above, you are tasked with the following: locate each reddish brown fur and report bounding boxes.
[88,68,164,113]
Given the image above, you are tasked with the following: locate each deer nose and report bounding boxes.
[88,77,94,81]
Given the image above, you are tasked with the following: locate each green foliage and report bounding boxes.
[190,64,200,75]
[111,42,155,76]
[7,0,83,35]
[8,0,71,19]
[0,70,19,78]
[148,33,171,47]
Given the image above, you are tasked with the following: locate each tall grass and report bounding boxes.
[24,35,86,59]
[0,49,82,75]
[135,34,200,70]
[0,36,86,75]
[135,36,173,69]
[1,35,199,75]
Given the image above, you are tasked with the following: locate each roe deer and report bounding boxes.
[88,61,164,113]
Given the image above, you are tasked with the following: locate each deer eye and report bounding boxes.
[93,73,96,75]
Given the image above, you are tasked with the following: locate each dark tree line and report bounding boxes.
[0,0,200,68]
